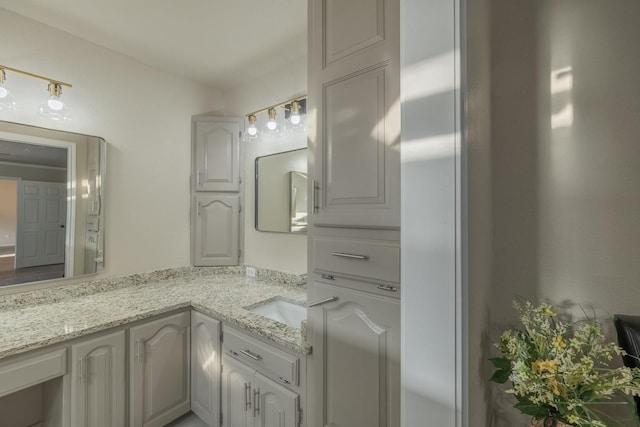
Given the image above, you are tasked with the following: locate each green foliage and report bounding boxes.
[491,300,640,427]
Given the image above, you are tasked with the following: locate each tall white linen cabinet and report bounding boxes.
[306,0,401,426]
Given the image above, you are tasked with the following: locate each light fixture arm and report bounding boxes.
[0,64,72,88]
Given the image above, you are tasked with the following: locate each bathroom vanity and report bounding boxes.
[0,268,309,427]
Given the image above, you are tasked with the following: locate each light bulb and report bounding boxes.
[247,126,258,136]
[261,108,281,137]
[0,87,7,98]
[47,96,64,111]
[290,112,301,125]
[0,70,16,110]
[243,114,259,142]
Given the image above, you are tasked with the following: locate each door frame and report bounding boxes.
[0,131,76,277]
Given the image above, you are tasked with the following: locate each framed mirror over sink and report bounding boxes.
[255,148,307,234]
[0,120,106,288]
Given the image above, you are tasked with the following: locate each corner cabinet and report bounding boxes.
[70,330,126,427]
[129,312,191,427]
[191,116,244,267]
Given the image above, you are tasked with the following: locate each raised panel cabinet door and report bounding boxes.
[192,194,240,266]
[191,311,221,427]
[193,117,241,192]
[71,330,126,427]
[130,312,191,427]
[254,372,299,427]
[307,282,400,427]
[221,354,255,427]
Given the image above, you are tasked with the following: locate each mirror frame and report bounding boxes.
[254,148,307,234]
[0,120,106,293]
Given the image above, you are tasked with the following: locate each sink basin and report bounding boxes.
[250,299,307,328]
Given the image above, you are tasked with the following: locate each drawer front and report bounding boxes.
[223,327,299,386]
[0,348,67,398]
[313,237,400,284]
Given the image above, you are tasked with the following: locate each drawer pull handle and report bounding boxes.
[331,252,369,260]
[321,274,335,280]
[377,285,398,292]
[228,349,239,357]
[308,296,339,307]
[240,349,262,361]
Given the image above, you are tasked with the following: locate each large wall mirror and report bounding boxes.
[255,148,307,234]
[0,121,106,288]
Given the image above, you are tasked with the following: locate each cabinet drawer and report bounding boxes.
[0,348,67,398]
[223,327,299,386]
[313,237,400,284]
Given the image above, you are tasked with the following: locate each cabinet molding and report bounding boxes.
[192,194,240,266]
[191,311,221,426]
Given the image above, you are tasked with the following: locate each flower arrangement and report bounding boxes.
[491,300,640,427]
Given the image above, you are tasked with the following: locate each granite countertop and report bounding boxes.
[0,267,310,360]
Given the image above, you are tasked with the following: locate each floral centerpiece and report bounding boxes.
[491,300,640,427]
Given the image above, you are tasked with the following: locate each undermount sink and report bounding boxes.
[249,299,307,328]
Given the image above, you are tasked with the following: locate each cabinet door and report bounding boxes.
[221,354,254,427]
[191,311,221,427]
[307,282,400,427]
[193,194,240,266]
[193,117,241,192]
[308,0,400,229]
[130,312,191,427]
[254,372,299,427]
[70,330,125,427]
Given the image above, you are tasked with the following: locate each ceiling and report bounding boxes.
[0,0,308,91]
[0,140,67,168]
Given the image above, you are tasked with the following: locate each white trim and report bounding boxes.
[0,160,67,171]
[0,130,76,278]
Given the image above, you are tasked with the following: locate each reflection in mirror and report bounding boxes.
[255,148,307,233]
[0,121,106,287]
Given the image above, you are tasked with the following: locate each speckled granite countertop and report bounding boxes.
[0,267,310,360]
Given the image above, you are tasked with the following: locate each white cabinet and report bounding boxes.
[193,117,241,193]
[222,354,300,427]
[191,116,244,267]
[308,0,400,229]
[70,330,125,427]
[192,194,240,266]
[307,281,400,427]
[129,311,191,427]
[191,311,222,427]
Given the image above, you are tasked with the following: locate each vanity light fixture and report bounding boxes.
[0,64,73,120]
[0,69,16,110]
[243,114,259,142]
[244,95,307,142]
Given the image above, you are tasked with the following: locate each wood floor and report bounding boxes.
[0,246,65,286]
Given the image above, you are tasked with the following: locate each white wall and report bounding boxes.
[223,56,307,274]
[489,0,640,425]
[0,10,224,278]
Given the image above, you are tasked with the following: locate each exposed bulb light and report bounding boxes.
[0,69,16,110]
[290,102,301,125]
[39,83,72,121]
[243,114,259,142]
[262,108,281,136]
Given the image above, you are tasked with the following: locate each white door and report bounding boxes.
[193,117,241,192]
[193,194,240,266]
[71,330,126,427]
[15,180,66,268]
[308,281,401,427]
[221,354,255,427]
[130,312,191,427]
[191,311,221,426]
